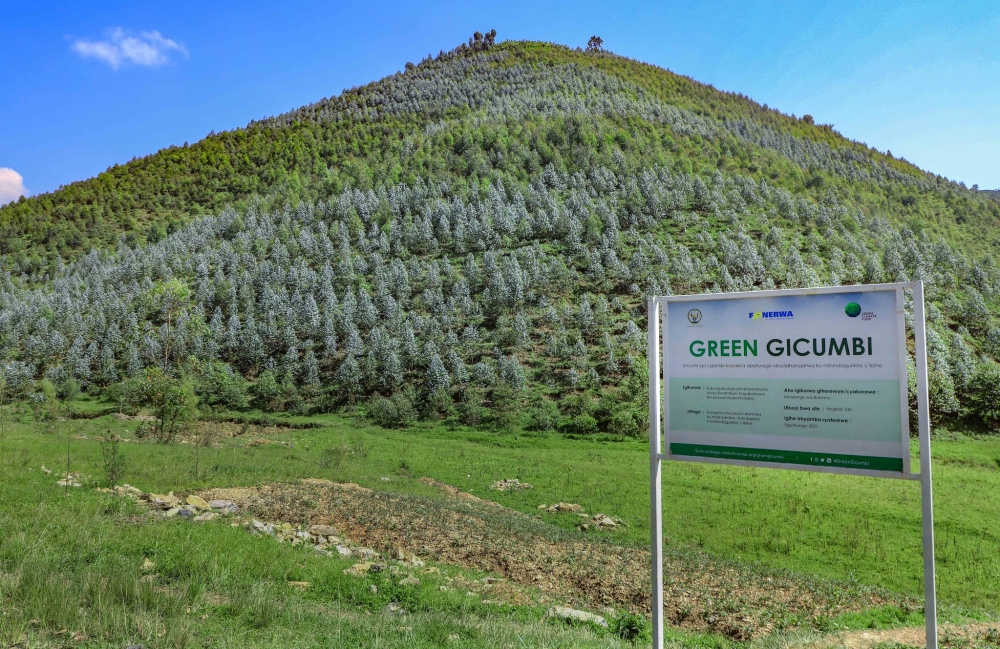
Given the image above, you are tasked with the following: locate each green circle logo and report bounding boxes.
[845,302,861,317]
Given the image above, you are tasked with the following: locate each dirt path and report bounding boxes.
[200,478,899,640]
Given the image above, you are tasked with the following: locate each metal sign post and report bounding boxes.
[912,282,937,649]
[648,282,936,649]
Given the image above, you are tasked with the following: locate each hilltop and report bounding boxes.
[0,34,998,431]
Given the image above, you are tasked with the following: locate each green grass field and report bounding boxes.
[1,400,998,647]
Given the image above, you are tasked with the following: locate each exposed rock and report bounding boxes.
[490,478,533,491]
[357,547,381,560]
[146,492,181,510]
[56,473,83,488]
[208,499,239,514]
[579,514,620,531]
[546,502,584,514]
[344,562,372,576]
[400,576,420,587]
[308,524,338,537]
[193,512,218,522]
[383,602,407,615]
[186,495,210,510]
[547,606,608,627]
[114,484,143,498]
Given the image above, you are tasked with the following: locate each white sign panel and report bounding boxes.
[662,286,909,476]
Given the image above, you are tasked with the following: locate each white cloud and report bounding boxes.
[0,168,28,206]
[72,28,187,69]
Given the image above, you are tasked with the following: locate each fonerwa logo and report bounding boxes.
[749,310,794,320]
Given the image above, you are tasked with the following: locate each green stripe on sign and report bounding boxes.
[669,443,903,473]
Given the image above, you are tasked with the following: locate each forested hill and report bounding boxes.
[4,38,999,267]
[1,34,999,433]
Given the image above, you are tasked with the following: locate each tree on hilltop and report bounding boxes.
[587,35,604,52]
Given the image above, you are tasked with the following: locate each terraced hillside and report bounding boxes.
[1,34,999,430]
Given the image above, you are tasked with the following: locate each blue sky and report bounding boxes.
[2,0,999,204]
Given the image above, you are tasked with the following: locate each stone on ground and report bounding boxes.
[547,606,608,627]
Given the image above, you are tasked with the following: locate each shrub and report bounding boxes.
[488,384,520,430]
[525,397,559,431]
[966,363,1000,431]
[250,371,283,411]
[367,392,416,429]
[561,413,598,435]
[196,361,249,410]
[420,387,453,420]
[985,327,1000,358]
[457,388,485,427]
[30,379,59,421]
[928,369,960,421]
[124,368,198,443]
[610,405,645,438]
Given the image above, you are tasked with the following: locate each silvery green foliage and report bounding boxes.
[0,47,994,416]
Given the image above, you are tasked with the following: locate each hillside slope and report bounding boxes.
[1,35,998,431]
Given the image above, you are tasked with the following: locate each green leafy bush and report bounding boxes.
[457,388,486,427]
[118,368,198,443]
[966,363,1000,431]
[367,392,416,428]
[250,371,283,411]
[196,361,249,410]
[561,413,598,435]
[525,397,559,431]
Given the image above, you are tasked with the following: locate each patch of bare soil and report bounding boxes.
[198,478,898,640]
[796,624,1000,649]
[173,420,295,445]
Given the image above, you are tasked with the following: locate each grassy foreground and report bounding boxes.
[0,401,998,647]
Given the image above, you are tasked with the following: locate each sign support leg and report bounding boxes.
[920,466,937,649]
[648,299,664,649]
[912,282,937,649]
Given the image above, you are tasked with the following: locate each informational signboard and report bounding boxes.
[663,287,909,476]
[647,283,937,649]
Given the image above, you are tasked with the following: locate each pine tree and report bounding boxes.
[425,352,450,393]
[334,354,362,402]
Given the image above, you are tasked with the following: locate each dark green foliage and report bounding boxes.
[525,396,559,431]
[249,371,282,411]
[966,363,1000,431]
[367,392,416,428]
[119,368,198,443]
[456,387,485,427]
[195,361,249,410]
[609,610,648,642]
